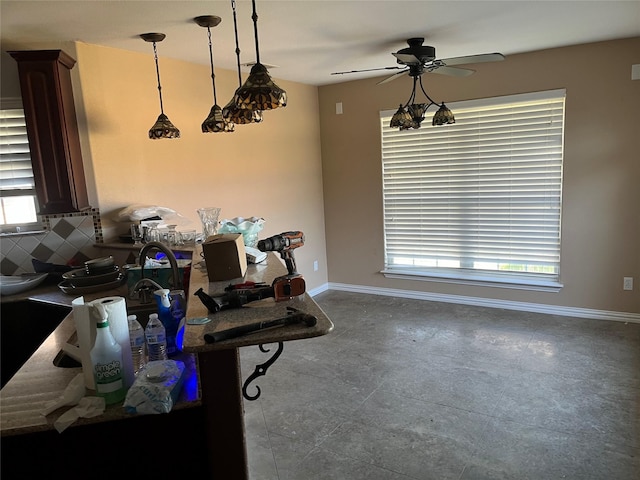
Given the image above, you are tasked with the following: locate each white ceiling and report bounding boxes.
[2,1,639,86]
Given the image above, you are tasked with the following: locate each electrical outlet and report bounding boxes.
[623,277,633,291]
[313,260,319,272]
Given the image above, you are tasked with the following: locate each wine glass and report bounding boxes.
[166,225,183,247]
[144,222,161,243]
[130,223,144,246]
[197,207,221,241]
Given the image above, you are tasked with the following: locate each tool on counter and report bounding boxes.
[194,230,307,313]
[258,231,306,301]
[193,285,275,313]
[204,307,317,343]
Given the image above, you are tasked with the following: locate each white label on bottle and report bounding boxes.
[146,333,166,343]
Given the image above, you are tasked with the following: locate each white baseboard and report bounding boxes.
[308,282,640,324]
[307,283,329,297]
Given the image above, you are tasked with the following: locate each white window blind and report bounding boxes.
[0,99,38,225]
[380,89,565,287]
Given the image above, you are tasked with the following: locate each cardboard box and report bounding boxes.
[202,233,247,281]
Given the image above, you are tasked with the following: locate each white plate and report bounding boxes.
[0,273,49,296]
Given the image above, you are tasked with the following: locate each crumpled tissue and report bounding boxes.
[41,373,86,416]
[53,397,105,433]
[41,373,106,433]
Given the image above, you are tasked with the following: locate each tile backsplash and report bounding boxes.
[0,209,104,275]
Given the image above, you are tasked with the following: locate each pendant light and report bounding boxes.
[195,15,235,133]
[140,33,180,139]
[223,0,263,124]
[234,0,287,111]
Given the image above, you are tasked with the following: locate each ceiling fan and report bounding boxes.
[332,38,505,130]
[331,37,505,84]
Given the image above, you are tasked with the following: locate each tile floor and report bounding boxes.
[239,291,640,480]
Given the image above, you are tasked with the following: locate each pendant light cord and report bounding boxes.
[251,0,261,65]
[152,41,165,114]
[231,0,243,87]
[206,27,218,105]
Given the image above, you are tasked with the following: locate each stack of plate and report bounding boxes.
[58,256,125,294]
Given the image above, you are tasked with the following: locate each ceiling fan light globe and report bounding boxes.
[390,104,414,129]
[149,113,180,139]
[432,104,455,126]
[408,103,427,123]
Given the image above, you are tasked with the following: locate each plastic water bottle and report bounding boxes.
[90,308,127,405]
[127,314,146,375]
[145,313,168,361]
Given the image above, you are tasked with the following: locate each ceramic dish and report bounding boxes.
[61,266,121,287]
[58,274,125,295]
[84,256,115,275]
[0,273,49,296]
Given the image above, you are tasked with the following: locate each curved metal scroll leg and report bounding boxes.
[242,342,284,401]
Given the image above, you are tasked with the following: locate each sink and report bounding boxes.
[52,348,82,368]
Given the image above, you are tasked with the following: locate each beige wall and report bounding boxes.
[46,42,327,290]
[318,37,640,314]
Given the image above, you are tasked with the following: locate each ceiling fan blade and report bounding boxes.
[438,53,505,66]
[392,52,421,65]
[429,65,475,77]
[331,66,406,75]
[377,69,409,85]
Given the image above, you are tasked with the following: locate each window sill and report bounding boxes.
[381,268,563,292]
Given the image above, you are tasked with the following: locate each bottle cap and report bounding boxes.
[127,315,137,321]
[149,313,158,320]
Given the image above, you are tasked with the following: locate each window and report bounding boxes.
[380,90,565,290]
[0,98,38,228]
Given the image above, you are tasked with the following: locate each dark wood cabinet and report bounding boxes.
[8,50,89,214]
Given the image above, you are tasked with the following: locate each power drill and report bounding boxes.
[257,231,304,275]
[257,231,306,300]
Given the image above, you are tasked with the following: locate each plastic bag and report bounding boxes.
[123,360,185,415]
[114,204,190,225]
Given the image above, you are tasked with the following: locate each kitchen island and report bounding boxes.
[0,252,333,478]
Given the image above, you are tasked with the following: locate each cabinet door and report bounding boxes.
[9,50,89,214]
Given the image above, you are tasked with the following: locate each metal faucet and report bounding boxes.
[130,241,182,302]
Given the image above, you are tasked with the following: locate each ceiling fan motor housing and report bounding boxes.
[396,38,436,65]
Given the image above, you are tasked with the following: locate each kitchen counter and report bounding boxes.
[1,251,334,479]
[0,276,199,438]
